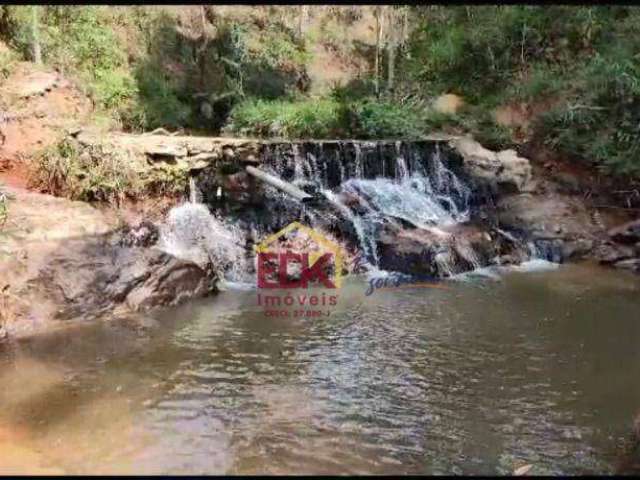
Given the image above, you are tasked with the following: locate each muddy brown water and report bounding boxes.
[1,262,639,475]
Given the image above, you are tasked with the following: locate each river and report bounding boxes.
[1,262,639,474]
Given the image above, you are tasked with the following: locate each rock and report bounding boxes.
[450,137,533,193]
[533,238,565,263]
[496,193,601,247]
[377,223,501,277]
[0,187,220,337]
[145,142,188,158]
[495,149,535,192]
[513,464,533,476]
[42,235,218,320]
[122,250,217,311]
[118,221,159,248]
[433,93,465,114]
[613,258,640,272]
[555,172,583,194]
[608,219,640,245]
[593,243,635,265]
[561,239,594,261]
[222,147,235,160]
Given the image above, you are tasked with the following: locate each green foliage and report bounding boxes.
[0,47,18,79]
[225,98,344,138]
[30,138,143,204]
[4,5,640,178]
[527,10,640,176]
[405,6,640,177]
[342,100,425,139]
[30,138,189,203]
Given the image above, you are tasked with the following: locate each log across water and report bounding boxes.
[245,165,315,204]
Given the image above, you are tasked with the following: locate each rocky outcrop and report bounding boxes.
[39,231,217,319]
[450,137,534,193]
[376,222,515,277]
[433,93,465,115]
[495,191,602,263]
[0,187,218,338]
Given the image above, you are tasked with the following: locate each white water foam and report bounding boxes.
[158,203,250,282]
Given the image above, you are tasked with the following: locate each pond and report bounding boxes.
[1,262,639,474]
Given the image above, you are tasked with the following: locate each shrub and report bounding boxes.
[342,100,425,139]
[225,98,344,138]
[30,138,143,204]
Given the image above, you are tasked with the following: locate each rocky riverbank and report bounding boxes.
[0,186,219,339]
[2,129,640,339]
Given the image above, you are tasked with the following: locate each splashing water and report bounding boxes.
[158,203,249,282]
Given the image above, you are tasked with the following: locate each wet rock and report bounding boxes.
[593,243,635,265]
[377,223,501,277]
[118,221,159,248]
[561,239,594,261]
[1,188,220,336]
[534,239,563,263]
[613,258,640,272]
[121,250,217,311]
[608,219,640,245]
[496,193,601,254]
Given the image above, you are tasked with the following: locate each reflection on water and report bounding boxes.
[1,263,639,474]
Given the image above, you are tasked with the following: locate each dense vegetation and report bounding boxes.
[2,6,640,176]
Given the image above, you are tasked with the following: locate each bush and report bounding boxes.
[29,138,190,204]
[30,138,143,204]
[342,100,425,139]
[225,98,344,138]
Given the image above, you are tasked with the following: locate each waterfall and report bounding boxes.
[256,141,476,272]
[196,140,537,280]
[158,203,249,283]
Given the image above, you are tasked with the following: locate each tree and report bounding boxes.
[31,5,42,65]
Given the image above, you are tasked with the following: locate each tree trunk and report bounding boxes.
[387,39,395,94]
[387,8,396,94]
[374,6,384,98]
[298,5,307,38]
[32,6,42,65]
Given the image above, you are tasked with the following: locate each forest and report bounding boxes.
[2,5,640,176]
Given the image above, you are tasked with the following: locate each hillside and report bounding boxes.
[1,5,640,197]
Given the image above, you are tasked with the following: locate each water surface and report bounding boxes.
[1,263,639,475]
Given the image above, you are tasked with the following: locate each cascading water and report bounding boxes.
[158,203,250,283]
[260,142,475,271]
[196,139,537,280]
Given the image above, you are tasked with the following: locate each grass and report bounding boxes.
[29,138,190,205]
[30,139,141,204]
[224,98,345,138]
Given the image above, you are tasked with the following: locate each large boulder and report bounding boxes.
[0,188,220,338]
[495,192,602,262]
[30,226,219,323]
[376,223,504,277]
[450,137,534,193]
